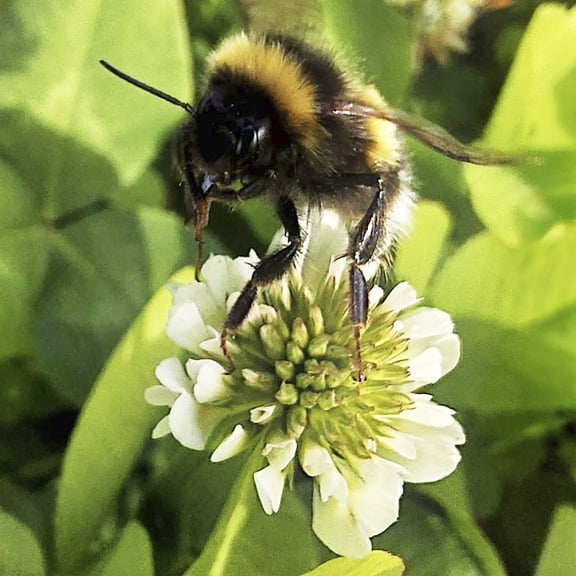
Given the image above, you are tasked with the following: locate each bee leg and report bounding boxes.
[187,171,278,281]
[221,195,301,370]
[349,264,369,381]
[177,124,210,280]
[348,176,389,380]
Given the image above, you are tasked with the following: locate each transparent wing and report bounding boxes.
[333,101,518,166]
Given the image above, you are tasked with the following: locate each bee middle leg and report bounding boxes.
[221,195,302,369]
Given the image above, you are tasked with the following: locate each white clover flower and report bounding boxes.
[146,209,465,558]
[386,0,497,63]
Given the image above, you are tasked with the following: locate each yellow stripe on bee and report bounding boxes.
[358,86,401,169]
[207,33,322,152]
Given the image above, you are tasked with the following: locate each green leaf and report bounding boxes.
[318,0,413,106]
[379,492,505,576]
[465,4,576,245]
[535,504,576,576]
[35,207,192,403]
[301,552,404,576]
[0,157,51,359]
[0,42,193,394]
[54,267,194,574]
[0,0,192,186]
[420,479,507,576]
[0,109,118,221]
[88,522,154,576]
[185,443,319,576]
[483,4,576,152]
[433,318,576,412]
[395,201,452,294]
[430,226,576,327]
[0,227,50,359]
[0,508,46,576]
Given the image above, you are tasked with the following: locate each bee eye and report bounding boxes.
[235,124,257,157]
[196,90,273,169]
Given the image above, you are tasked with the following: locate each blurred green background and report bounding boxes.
[1,1,576,575]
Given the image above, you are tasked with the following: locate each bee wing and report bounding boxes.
[332,101,517,166]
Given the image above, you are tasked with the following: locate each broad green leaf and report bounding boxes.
[0,161,38,230]
[0,0,192,186]
[492,460,576,576]
[395,201,452,294]
[0,508,46,576]
[185,444,319,576]
[433,318,576,412]
[301,552,404,576]
[35,207,192,403]
[466,4,576,245]
[0,113,191,400]
[88,522,153,576]
[0,110,118,221]
[483,4,576,152]
[143,449,243,574]
[0,158,50,359]
[430,226,576,327]
[535,504,576,576]
[379,492,505,576]
[0,228,50,359]
[419,480,507,576]
[318,0,413,106]
[465,162,559,247]
[55,267,194,574]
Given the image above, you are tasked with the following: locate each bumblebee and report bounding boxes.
[101,33,512,367]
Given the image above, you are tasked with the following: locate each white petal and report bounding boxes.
[168,392,224,450]
[198,328,226,360]
[250,404,278,424]
[396,395,457,428]
[299,442,348,501]
[300,209,349,289]
[408,346,443,383]
[210,425,251,462]
[300,442,334,477]
[396,308,454,339]
[144,385,179,407]
[312,482,372,558]
[155,358,191,394]
[254,465,286,514]
[397,434,463,483]
[171,282,221,326]
[437,334,461,377]
[166,301,213,354]
[382,282,419,314]
[186,359,229,403]
[382,398,465,483]
[202,254,258,306]
[317,467,348,502]
[379,429,417,460]
[262,433,297,471]
[151,416,171,438]
[368,286,385,308]
[346,458,404,538]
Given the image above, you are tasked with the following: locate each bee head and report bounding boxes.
[194,85,274,180]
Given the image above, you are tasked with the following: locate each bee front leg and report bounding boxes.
[221,195,301,370]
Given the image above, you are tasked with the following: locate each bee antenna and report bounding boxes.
[99,60,195,116]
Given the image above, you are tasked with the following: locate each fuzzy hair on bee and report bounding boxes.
[100,32,514,373]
